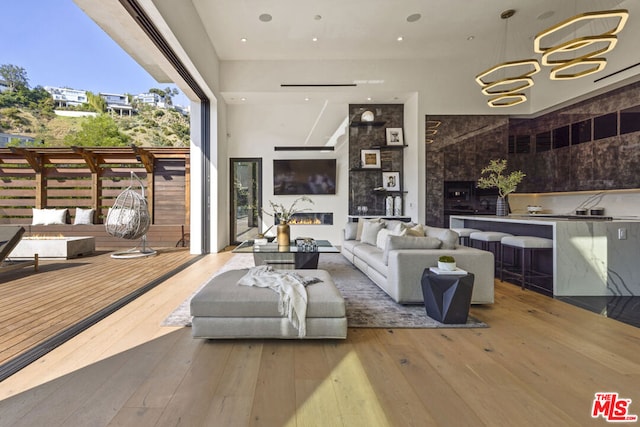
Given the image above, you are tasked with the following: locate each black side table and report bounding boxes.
[421,270,475,324]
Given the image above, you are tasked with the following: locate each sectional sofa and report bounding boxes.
[341,219,494,304]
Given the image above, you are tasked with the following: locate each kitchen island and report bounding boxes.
[450,215,640,297]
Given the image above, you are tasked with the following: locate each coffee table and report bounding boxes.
[233,239,339,269]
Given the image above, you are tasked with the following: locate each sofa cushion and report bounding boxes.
[344,222,358,240]
[383,235,443,264]
[375,227,403,250]
[424,226,458,249]
[400,223,425,237]
[356,218,382,241]
[361,220,385,246]
[381,219,405,233]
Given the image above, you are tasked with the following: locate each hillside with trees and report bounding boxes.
[0,64,189,147]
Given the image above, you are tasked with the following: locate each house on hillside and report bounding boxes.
[44,86,87,107]
[100,92,134,116]
[0,133,35,147]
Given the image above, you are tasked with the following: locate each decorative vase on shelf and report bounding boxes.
[385,196,393,216]
[496,197,508,216]
[394,195,402,216]
[277,222,290,247]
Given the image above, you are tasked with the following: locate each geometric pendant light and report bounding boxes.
[534,9,629,80]
[475,9,540,107]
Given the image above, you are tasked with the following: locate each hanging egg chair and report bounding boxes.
[105,172,156,258]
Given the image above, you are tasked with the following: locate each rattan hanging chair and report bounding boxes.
[105,172,156,258]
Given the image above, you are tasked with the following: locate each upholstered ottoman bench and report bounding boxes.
[191,269,347,339]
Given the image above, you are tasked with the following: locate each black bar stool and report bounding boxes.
[450,227,481,246]
[500,235,553,292]
[469,231,513,273]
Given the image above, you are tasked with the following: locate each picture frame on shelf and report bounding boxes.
[360,149,381,168]
[382,171,401,191]
[386,128,404,146]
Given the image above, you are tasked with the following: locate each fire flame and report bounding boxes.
[24,233,66,240]
[287,218,323,225]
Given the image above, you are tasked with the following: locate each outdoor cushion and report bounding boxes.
[74,208,95,225]
[32,208,68,225]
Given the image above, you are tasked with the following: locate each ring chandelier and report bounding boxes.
[475,9,629,108]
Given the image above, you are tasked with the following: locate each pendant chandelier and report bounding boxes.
[475,8,629,108]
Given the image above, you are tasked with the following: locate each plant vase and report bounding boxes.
[277,222,290,247]
[438,261,457,271]
[496,197,508,216]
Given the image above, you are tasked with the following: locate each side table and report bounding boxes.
[421,270,475,324]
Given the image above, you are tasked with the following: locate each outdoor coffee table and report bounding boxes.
[233,239,339,269]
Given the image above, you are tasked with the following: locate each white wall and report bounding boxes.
[226,101,349,243]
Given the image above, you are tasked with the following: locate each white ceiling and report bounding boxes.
[189,0,640,112]
[77,0,640,113]
[193,0,625,61]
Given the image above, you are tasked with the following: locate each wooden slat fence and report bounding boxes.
[0,147,190,248]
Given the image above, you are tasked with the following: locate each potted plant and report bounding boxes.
[477,159,525,216]
[438,255,457,271]
[262,196,314,246]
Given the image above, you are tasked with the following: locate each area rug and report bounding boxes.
[162,253,488,329]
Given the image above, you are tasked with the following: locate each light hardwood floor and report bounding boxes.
[0,251,639,426]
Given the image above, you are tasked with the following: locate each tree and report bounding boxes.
[0,64,29,91]
[63,114,132,147]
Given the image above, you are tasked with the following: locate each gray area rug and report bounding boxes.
[163,253,488,329]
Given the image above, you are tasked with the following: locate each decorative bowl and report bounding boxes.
[527,205,543,214]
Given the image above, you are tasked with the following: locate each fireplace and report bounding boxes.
[275,212,333,225]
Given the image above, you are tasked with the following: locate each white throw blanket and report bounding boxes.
[237,266,321,337]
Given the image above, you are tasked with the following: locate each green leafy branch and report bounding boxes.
[477,159,525,198]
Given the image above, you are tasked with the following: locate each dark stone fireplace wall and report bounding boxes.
[349,104,404,216]
[426,80,640,227]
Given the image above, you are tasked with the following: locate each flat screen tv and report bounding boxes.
[273,159,336,195]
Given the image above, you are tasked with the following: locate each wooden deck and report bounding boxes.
[0,247,199,379]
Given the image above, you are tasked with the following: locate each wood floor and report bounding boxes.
[1,251,639,426]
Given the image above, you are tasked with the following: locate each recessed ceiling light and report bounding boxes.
[314,14,322,20]
[367,97,372,101]
[407,13,421,23]
[467,35,475,41]
[240,37,247,43]
[312,37,318,42]
[259,13,272,22]
[304,97,310,101]
[397,36,404,42]
[240,97,246,101]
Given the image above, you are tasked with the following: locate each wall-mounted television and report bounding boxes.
[273,159,336,195]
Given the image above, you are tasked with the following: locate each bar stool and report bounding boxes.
[500,235,553,292]
[450,228,481,246]
[469,231,513,273]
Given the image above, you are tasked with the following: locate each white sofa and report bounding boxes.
[341,219,494,304]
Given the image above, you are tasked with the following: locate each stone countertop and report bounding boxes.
[450,214,640,224]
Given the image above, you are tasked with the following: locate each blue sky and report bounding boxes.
[1,1,187,106]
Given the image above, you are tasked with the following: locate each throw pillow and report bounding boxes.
[361,220,385,246]
[356,217,382,241]
[382,219,405,233]
[74,208,95,225]
[383,235,442,264]
[424,226,459,249]
[32,208,68,225]
[344,222,358,240]
[400,223,425,237]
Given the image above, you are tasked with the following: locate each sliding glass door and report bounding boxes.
[230,158,262,244]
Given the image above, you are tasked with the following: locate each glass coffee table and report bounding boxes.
[233,239,339,269]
